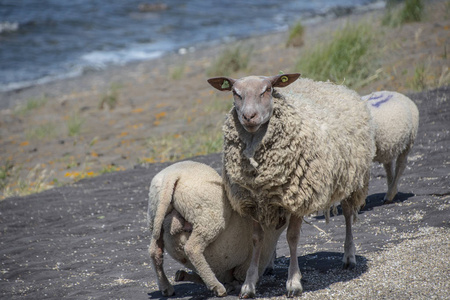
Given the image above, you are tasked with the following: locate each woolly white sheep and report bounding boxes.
[362,91,419,203]
[208,74,375,298]
[147,160,286,297]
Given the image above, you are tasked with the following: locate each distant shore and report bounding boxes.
[0,1,387,111]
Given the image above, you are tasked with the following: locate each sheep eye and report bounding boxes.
[233,90,242,99]
[261,87,271,97]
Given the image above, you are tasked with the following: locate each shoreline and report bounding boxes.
[0,1,387,110]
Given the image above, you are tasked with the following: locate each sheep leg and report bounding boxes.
[240,220,264,299]
[149,234,175,296]
[264,250,277,275]
[383,161,394,189]
[286,215,303,297]
[341,200,356,269]
[385,149,410,203]
[184,232,227,297]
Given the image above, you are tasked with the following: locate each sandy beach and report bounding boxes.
[0,1,449,299]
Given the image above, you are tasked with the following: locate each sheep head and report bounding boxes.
[207,74,300,133]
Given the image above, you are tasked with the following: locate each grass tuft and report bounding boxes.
[207,45,252,76]
[14,97,48,116]
[170,63,186,80]
[295,22,376,88]
[99,83,121,110]
[400,0,424,23]
[144,126,223,164]
[410,64,427,91]
[67,113,84,137]
[383,0,424,27]
[26,123,58,140]
[286,21,305,47]
[0,161,14,192]
[1,164,54,200]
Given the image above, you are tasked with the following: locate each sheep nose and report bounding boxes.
[243,112,257,122]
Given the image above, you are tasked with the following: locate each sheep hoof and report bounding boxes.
[343,261,356,270]
[240,283,256,298]
[161,286,175,297]
[239,292,256,299]
[286,288,302,298]
[174,270,187,282]
[213,285,227,297]
[286,279,303,297]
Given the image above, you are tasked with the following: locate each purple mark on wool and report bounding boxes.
[368,94,384,101]
[369,94,393,108]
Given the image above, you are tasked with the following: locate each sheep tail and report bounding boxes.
[150,173,180,240]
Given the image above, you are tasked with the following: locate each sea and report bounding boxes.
[0,0,383,93]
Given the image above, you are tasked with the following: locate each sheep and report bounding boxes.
[147,160,286,297]
[207,74,375,298]
[362,91,419,203]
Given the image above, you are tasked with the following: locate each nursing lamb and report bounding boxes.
[208,74,375,298]
[148,160,286,297]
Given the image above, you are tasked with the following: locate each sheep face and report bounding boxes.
[207,74,300,133]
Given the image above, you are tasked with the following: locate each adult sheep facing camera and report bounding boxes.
[207,74,375,298]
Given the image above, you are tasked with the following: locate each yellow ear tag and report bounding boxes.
[221,80,230,89]
[281,76,288,83]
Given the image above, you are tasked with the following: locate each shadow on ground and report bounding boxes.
[148,252,368,299]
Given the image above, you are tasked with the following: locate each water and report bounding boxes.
[0,0,381,93]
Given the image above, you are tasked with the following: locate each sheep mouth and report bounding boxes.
[243,123,261,133]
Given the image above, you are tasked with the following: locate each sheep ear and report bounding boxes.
[207,77,236,91]
[270,73,301,88]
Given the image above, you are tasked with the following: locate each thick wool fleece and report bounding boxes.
[363,91,419,164]
[223,78,375,228]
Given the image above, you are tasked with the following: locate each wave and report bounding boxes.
[0,21,19,34]
[0,43,170,92]
[81,46,166,69]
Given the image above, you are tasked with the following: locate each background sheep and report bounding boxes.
[362,91,419,203]
[208,74,375,298]
[148,160,286,297]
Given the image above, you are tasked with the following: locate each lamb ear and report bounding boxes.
[207,77,236,91]
[270,73,301,88]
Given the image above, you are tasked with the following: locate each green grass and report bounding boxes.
[286,21,305,47]
[99,83,121,110]
[0,164,54,200]
[446,1,450,18]
[410,64,427,91]
[0,161,14,191]
[204,95,233,114]
[207,45,253,76]
[170,63,186,80]
[295,22,376,88]
[26,122,58,140]
[14,97,48,116]
[67,113,84,136]
[144,126,223,163]
[383,0,424,27]
[400,0,424,23]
